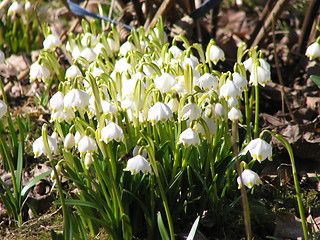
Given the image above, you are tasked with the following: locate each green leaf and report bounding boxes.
[157,212,170,240]
[15,142,23,193]
[20,170,52,198]
[311,75,320,88]
[186,216,200,240]
[57,199,103,212]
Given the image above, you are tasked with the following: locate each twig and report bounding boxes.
[272,15,299,125]
[131,0,145,26]
[250,0,289,49]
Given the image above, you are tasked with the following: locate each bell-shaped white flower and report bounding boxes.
[227,97,239,109]
[93,42,106,55]
[214,103,225,118]
[183,56,199,70]
[80,48,96,62]
[49,91,64,113]
[43,34,62,50]
[8,1,23,15]
[181,103,201,121]
[219,80,242,99]
[0,99,7,118]
[207,44,225,64]
[81,33,98,47]
[249,65,271,87]
[71,46,81,59]
[237,169,262,189]
[114,57,132,73]
[228,107,242,121]
[124,155,152,175]
[154,73,176,94]
[306,41,320,60]
[167,98,179,113]
[169,45,183,59]
[196,73,219,92]
[64,89,90,111]
[119,41,136,56]
[194,117,216,137]
[64,133,75,151]
[148,102,173,125]
[107,38,119,53]
[33,135,58,158]
[50,164,62,181]
[243,58,270,73]
[0,50,5,65]
[65,65,82,80]
[179,128,200,147]
[29,61,51,82]
[244,138,272,162]
[232,72,248,91]
[84,152,93,169]
[101,122,124,144]
[77,135,97,156]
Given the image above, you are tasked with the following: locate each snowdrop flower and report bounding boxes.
[207,44,225,64]
[148,102,173,125]
[43,34,62,50]
[93,42,106,55]
[214,103,225,118]
[181,103,201,121]
[227,97,239,109]
[167,98,179,113]
[74,131,82,146]
[124,155,152,175]
[64,89,90,111]
[114,57,132,73]
[65,65,82,80]
[24,1,32,12]
[249,65,271,87]
[154,73,176,94]
[228,107,242,121]
[8,1,23,15]
[84,152,93,169]
[196,73,219,92]
[100,122,124,144]
[51,164,62,181]
[49,91,64,113]
[219,80,242,99]
[101,100,117,115]
[64,133,75,151]
[33,135,58,158]
[77,135,97,156]
[29,61,51,82]
[194,117,216,137]
[119,41,136,56]
[80,48,96,62]
[237,169,262,189]
[71,46,81,59]
[179,128,200,147]
[183,56,199,70]
[244,138,272,162]
[107,38,119,53]
[169,45,183,59]
[81,33,98,47]
[306,41,320,60]
[232,72,248,91]
[243,58,270,72]
[0,99,7,118]
[0,50,5,64]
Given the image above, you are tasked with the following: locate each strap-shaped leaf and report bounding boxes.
[20,170,52,198]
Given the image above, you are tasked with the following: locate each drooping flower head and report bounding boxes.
[244,138,272,162]
[237,169,262,189]
[100,122,124,144]
[124,155,152,175]
[148,102,173,125]
[179,128,200,147]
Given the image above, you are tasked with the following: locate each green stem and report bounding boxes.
[253,84,259,139]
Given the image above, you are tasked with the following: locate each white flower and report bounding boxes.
[64,133,75,151]
[306,42,320,60]
[77,136,97,156]
[179,128,200,147]
[119,41,136,56]
[243,58,270,72]
[148,102,173,125]
[101,122,124,144]
[228,107,242,121]
[8,1,23,15]
[65,65,82,80]
[249,65,271,87]
[244,138,272,162]
[64,89,90,111]
[114,57,132,73]
[196,73,219,92]
[182,56,199,69]
[71,46,81,59]
[33,135,58,158]
[51,164,62,181]
[237,169,262,189]
[227,97,239,109]
[154,73,176,94]
[84,152,93,169]
[232,72,248,91]
[124,155,152,175]
[169,45,183,58]
[107,38,119,53]
[81,33,98,47]
[181,103,201,121]
[219,80,242,99]
[43,34,62,50]
[80,48,96,62]
[74,131,82,146]
[194,117,216,137]
[214,103,225,118]
[0,50,5,64]
[29,61,51,82]
[49,91,64,112]
[0,99,7,118]
[167,98,179,113]
[207,44,225,64]
[93,42,106,55]
[24,1,32,12]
